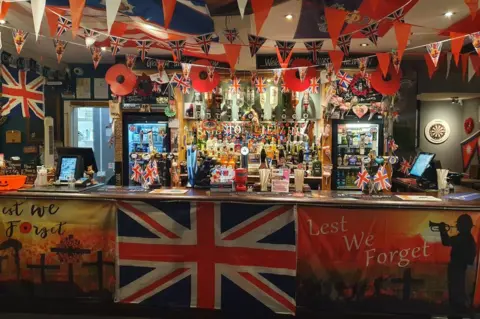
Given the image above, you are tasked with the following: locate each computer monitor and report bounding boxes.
[57,155,83,181]
[57,147,98,172]
[410,152,436,178]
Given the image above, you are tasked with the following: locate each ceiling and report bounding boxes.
[0,0,476,70]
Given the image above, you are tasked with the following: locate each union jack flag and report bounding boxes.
[355,169,370,190]
[168,40,186,61]
[1,65,45,119]
[149,160,159,182]
[338,34,352,56]
[230,76,241,94]
[336,71,353,91]
[308,77,320,94]
[171,73,191,94]
[83,28,99,39]
[374,166,391,190]
[224,28,239,44]
[387,7,405,23]
[142,162,156,185]
[248,34,267,57]
[360,23,379,46]
[131,161,143,183]
[304,40,324,63]
[110,36,127,56]
[195,33,214,55]
[136,40,153,61]
[398,157,412,175]
[56,16,72,37]
[116,201,296,314]
[255,77,267,94]
[275,41,296,61]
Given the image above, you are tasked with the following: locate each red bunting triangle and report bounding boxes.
[45,9,58,37]
[69,0,86,38]
[251,0,274,35]
[394,22,411,61]
[424,53,438,79]
[328,50,344,74]
[162,0,177,29]
[464,0,478,20]
[376,53,391,77]
[324,7,348,50]
[223,44,242,70]
[110,22,127,37]
[450,32,466,66]
[0,1,11,20]
[461,53,470,81]
[276,46,294,68]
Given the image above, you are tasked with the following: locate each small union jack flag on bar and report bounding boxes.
[387,8,405,23]
[136,40,153,61]
[374,166,391,190]
[248,34,267,57]
[338,34,352,56]
[131,161,143,183]
[399,157,412,175]
[142,163,155,185]
[110,36,127,56]
[56,16,72,37]
[224,28,239,44]
[168,40,186,61]
[255,77,267,93]
[304,41,324,63]
[195,33,214,55]
[360,23,379,46]
[355,169,370,190]
[275,41,296,61]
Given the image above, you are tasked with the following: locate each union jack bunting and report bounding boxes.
[224,28,239,44]
[1,64,45,119]
[275,41,296,61]
[136,40,153,61]
[272,69,283,85]
[374,166,391,190]
[131,161,143,183]
[304,40,324,63]
[355,169,370,190]
[168,40,186,61]
[230,76,241,94]
[338,34,352,56]
[195,33,214,55]
[12,29,28,54]
[83,28,99,39]
[116,201,297,314]
[387,7,405,23]
[91,47,103,70]
[336,70,353,91]
[110,36,127,56]
[53,39,67,63]
[125,54,137,70]
[281,80,290,93]
[248,34,267,57]
[255,77,267,94]
[250,71,257,86]
[181,63,192,79]
[308,77,320,94]
[171,73,191,94]
[470,32,480,55]
[357,57,369,76]
[56,16,72,37]
[360,23,379,46]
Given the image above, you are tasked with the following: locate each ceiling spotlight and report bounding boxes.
[285,14,293,20]
[444,11,454,18]
[360,43,369,47]
[85,36,96,48]
[0,20,6,25]
[267,79,272,83]
[101,47,107,52]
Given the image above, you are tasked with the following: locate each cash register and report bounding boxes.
[54,147,98,187]
[409,152,438,190]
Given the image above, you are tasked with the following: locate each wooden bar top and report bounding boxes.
[0,186,479,210]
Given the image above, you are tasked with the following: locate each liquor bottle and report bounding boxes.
[259,148,268,169]
[337,154,343,167]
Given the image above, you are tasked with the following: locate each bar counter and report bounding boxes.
[1,187,480,318]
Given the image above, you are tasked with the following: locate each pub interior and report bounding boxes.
[0,0,480,318]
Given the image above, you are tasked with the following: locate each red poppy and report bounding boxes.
[20,222,32,234]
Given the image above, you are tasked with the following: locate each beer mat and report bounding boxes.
[97,186,149,193]
[443,193,480,201]
[150,189,189,195]
[396,195,442,202]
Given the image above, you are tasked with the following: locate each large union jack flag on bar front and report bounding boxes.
[116,201,297,315]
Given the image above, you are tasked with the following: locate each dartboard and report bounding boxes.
[425,119,450,144]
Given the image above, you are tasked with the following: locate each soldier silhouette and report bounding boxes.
[439,214,476,314]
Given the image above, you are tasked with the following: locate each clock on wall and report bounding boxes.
[425,119,451,144]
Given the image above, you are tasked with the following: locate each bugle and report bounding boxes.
[429,221,454,232]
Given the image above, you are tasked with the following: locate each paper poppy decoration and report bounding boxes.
[105,64,137,96]
[136,74,153,97]
[464,117,474,134]
[370,66,402,96]
[191,59,220,93]
[284,59,316,92]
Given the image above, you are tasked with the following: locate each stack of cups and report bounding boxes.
[436,169,449,192]
[259,169,271,192]
[294,169,305,193]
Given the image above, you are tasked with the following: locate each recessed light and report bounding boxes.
[360,43,369,47]
[444,11,454,18]
[285,14,293,20]
[267,79,272,83]
[0,20,6,25]
[101,47,107,52]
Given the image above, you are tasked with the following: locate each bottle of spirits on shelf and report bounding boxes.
[337,154,343,167]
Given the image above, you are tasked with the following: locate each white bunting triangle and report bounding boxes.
[446,52,452,79]
[106,0,122,34]
[237,0,248,19]
[31,0,46,40]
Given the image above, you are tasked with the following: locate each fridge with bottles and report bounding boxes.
[122,113,170,186]
[331,118,384,190]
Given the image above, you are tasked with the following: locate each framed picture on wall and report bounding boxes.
[94,78,109,99]
[76,78,91,99]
